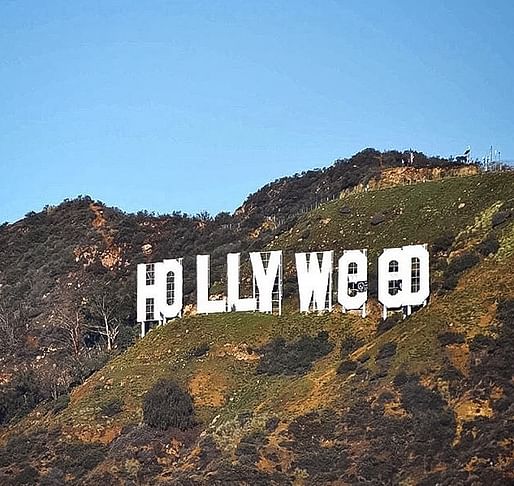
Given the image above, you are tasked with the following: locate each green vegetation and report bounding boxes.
[256,331,334,375]
[143,379,196,431]
[1,169,514,484]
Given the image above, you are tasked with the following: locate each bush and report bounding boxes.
[14,465,39,485]
[61,442,106,478]
[50,394,70,414]
[188,343,210,358]
[117,325,138,350]
[0,372,43,425]
[340,334,364,357]
[300,229,311,240]
[491,209,511,227]
[257,331,334,375]
[377,390,394,402]
[446,252,479,275]
[370,213,386,226]
[337,359,357,374]
[393,371,416,388]
[438,331,465,346]
[441,252,479,291]
[143,379,196,431]
[441,273,459,292]
[477,237,499,256]
[376,315,400,336]
[376,342,397,361]
[432,234,454,254]
[468,333,496,352]
[99,398,123,417]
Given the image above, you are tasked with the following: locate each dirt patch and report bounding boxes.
[189,371,229,407]
[453,394,493,444]
[63,423,123,445]
[479,302,497,328]
[445,343,470,376]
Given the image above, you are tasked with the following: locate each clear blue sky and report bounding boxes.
[1,1,513,223]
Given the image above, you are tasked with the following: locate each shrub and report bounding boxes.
[188,343,210,358]
[438,365,463,383]
[468,333,495,352]
[283,277,297,297]
[256,331,334,375]
[14,465,39,485]
[446,252,479,275]
[393,371,416,388]
[0,372,43,425]
[432,234,454,254]
[117,325,138,350]
[477,237,499,256]
[377,390,394,402]
[376,342,397,361]
[437,331,465,346]
[300,229,311,240]
[61,442,106,478]
[337,359,357,374]
[370,213,386,226]
[99,398,123,417]
[441,252,479,291]
[340,334,364,357]
[491,209,511,227]
[73,352,110,385]
[265,416,280,432]
[441,273,459,292]
[143,379,196,431]
[50,394,70,414]
[376,315,400,336]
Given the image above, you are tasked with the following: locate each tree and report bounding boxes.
[86,293,120,351]
[37,361,73,400]
[0,303,28,351]
[52,306,85,356]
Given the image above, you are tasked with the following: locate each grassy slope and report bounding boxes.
[4,172,514,481]
[270,172,513,257]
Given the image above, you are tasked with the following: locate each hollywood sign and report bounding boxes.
[137,245,429,335]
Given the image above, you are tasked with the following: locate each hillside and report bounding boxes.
[0,149,465,388]
[0,171,513,485]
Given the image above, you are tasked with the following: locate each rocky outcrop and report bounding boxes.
[345,164,479,195]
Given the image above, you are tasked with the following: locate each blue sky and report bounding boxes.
[1,1,513,223]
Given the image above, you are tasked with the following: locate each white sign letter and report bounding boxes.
[137,259,183,326]
[378,245,429,318]
[338,250,368,316]
[295,251,333,312]
[250,251,282,313]
[227,253,257,312]
[197,255,227,314]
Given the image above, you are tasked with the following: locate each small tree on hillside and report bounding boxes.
[86,293,120,351]
[0,303,28,350]
[53,306,85,356]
